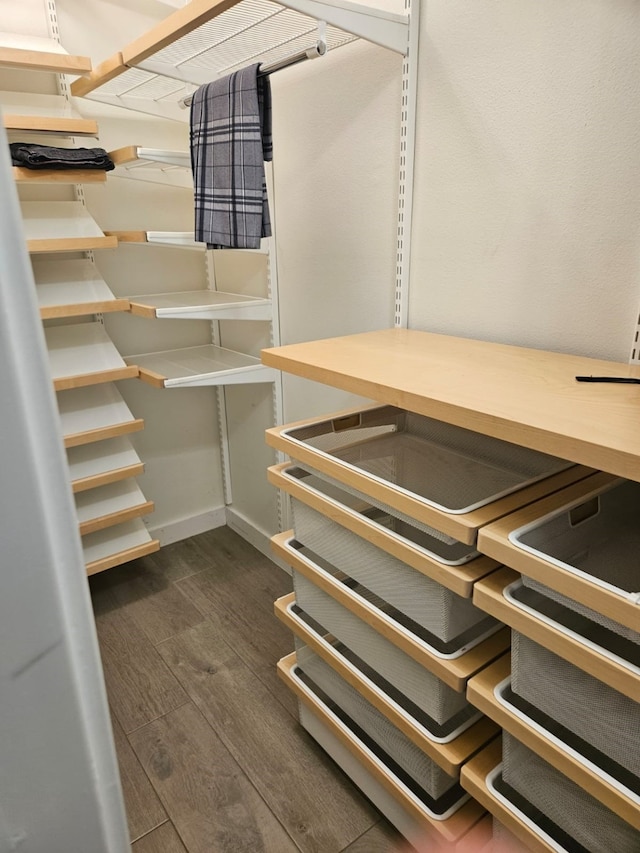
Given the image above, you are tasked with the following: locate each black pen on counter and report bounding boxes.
[576,376,640,384]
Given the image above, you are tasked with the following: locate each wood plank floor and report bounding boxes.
[89,526,405,853]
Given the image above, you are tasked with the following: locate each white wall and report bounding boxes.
[409,0,640,361]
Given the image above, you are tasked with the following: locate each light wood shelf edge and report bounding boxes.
[4,114,98,136]
[85,538,160,576]
[40,298,130,320]
[13,167,107,184]
[79,500,154,537]
[70,52,126,97]
[63,419,145,449]
[0,46,92,74]
[53,365,139,392]
[27,235,118,254]
[72,462,145,494]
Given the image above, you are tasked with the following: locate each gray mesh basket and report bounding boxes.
[289,493,492,643]
[292,569,470,723]
[503,733,639,852]
[294,643,458,798]
[511,632,640,778]
[513,478,640,644]
[282,406,570,514]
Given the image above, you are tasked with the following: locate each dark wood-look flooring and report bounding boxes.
[89,526,405,853]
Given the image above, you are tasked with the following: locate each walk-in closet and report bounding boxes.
[1,0,639,851]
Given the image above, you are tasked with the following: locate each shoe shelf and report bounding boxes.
[0,31,91,75]
[1,91,98,136]
[44,322,138,391]
[13,166,107,184]
[105,229,268,252]
[83,519,160,576]
[108,145,192,188]
[32,258,129,320]
[21,201,118,254]
[57,384,145,449]
[75,479,154,536]
[128,289,271,321]
[67,436,144,494]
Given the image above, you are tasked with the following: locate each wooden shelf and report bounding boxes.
[275,592,500,777]
[1,91,98,136]
[13,166,107,184]
[460,739,559,853]
[128,290,272,321]
[273,531,510,692]
[261,328,640,483]
[75,479,153,536]
[67,437,143,494]
[33,258,129,319]
[58,384,144,449]
[83,519,159,576]
[467,657,640,831]
[108,145,192,187]
[21,201,117,254]
[279,652,485,844]
[44,322,138,391]
[105,230,269,252]
[0,32,91,74]
[473,567,640,703]
[477,471,638,634]
[125,344,276,388]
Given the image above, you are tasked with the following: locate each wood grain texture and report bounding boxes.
[128,702,301,853]
[4,114,98,136]
[262,328,640,483]
[91,584,188,732]
[90,554,206,645]
[341,821,402,852]
[0,46,91,73]
[132,822,187,853]
[110,713,167,842]
[151,533,219,583]
[157,621,380,852]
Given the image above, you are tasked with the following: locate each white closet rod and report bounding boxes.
[179,39,326,108]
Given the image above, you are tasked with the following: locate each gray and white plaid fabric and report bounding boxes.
[190,63,272,250]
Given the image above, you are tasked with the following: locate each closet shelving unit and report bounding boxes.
[108,145,192,187]
[3,30,159,575]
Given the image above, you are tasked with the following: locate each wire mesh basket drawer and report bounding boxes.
[294,642,459,799]
[502,733,639,852]
[288,482,492,644]
[511,478,640,643]
[276,405,571,515]
[292,568,471,724]
[511,631,640,780]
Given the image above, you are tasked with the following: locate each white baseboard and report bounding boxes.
[149,507,226,547]
[225,506,291,574]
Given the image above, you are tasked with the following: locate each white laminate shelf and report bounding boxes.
[83,519,159,576]
[21,201,118,253]
[105,229,268,252]
[44,322,138,391]
[75,479,154,536]
[0,31,91,74]
[128,290,272,320]
[57,383,145,449]
[1,91,99,136]
[108,145,192,187]
[66,437,144,494]
[70,0,408,120]
[32,259,129,319]
[125,344,277,388]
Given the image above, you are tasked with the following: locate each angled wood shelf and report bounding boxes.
[128,290,272,320]
[108,145,192,187]
[75,479,154,536]
[473,567,640,703]
[105,229,269,253]
[1,91,98,136]
[44,322,138,391]
[0,32,91,74]
[273,531,510,693]
[58,383,145,449]
[70,0,408,119]
[467,657,640,831]
[275,593,500,778]
[67,437,144,494]
[279,651,485,844]
[124,344,277,388]
[13,166,107,184]
[21,201,118,254]
[32,258,129,320]
[83,519,160,576]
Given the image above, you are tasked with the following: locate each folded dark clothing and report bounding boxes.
[10,143,115,171]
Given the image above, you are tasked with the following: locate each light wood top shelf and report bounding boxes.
[128,290,271,320]
[261,328,640,482]
[0,32,91,74]
[1,91,98,136]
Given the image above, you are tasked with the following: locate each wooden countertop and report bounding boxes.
[261,328,640,481]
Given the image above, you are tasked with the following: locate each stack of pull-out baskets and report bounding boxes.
[467,474,640,850]
[268,404,589,848]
